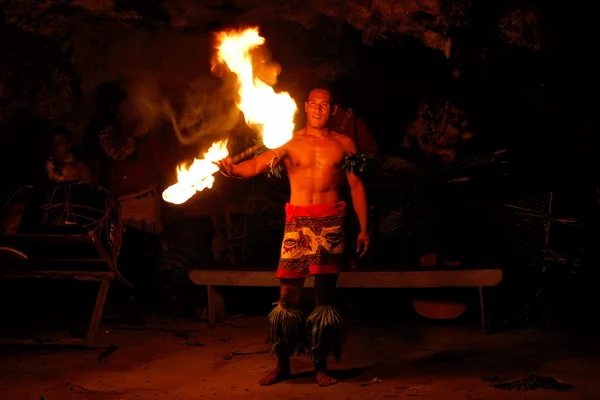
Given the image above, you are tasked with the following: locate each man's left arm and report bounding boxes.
[341,136,370,257]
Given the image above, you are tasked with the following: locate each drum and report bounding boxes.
[40,181,122,263]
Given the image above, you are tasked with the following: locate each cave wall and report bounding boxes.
[0,0,545,125]
[0,0,594,187]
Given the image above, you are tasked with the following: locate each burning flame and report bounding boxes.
[162,140,229,204]
[162,27,297,205]
[215,28,297,149]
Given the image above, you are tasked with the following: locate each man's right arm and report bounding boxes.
[221,146,287,179]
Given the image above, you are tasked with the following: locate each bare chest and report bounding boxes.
[286,138,346,170]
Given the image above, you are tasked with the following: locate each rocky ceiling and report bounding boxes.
[2,0,540,57]
[0,0,542,139]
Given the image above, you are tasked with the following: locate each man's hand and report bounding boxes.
[217,157,237,178]
[356,231,370,259]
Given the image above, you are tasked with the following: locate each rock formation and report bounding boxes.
[0,0,543,144]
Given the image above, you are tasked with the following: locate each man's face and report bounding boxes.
[305,88,337,130]
[51,134,71,159]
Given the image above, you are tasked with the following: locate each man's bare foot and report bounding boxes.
[258,366,292,386]
[314,370,337,387]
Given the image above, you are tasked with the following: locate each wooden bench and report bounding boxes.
[188,268,503,333]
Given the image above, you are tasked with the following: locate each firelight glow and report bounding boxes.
[162,27,297,205]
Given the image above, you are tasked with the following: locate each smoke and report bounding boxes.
[99,26,287,148]
[103,28,251,146]
[157,73,242,146]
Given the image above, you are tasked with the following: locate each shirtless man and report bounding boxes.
[218,85,369,387]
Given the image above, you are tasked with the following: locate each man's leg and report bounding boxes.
[259,277,305,386]
[310,273,342,387]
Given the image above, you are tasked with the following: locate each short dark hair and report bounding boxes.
[307,82,338,105]
[50,126,72,143]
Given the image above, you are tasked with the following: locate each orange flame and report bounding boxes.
[214,27,297,149]
[162,140,228,204]
[162,27,297,205]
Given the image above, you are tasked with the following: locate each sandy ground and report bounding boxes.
[0,317,598,400]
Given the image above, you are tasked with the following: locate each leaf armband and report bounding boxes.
[341,152,372,175]
[253,141,284,179]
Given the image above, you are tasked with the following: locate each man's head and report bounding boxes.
[50,127,72,159]
[305,84,338,130]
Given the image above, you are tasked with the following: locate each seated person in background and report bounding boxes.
[329,104,379,154]
[324,102,378,271]
[402,100,474,166]
[46,126,94,183]
[100,100,163,235]
[95,99,166,324]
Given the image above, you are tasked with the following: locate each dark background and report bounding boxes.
[0,0,596,333]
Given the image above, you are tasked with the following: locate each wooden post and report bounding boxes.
[207,286,225,328]
[85,279,111,347]
[478,286,488,334]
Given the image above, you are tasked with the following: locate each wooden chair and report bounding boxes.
[0,232,115,347]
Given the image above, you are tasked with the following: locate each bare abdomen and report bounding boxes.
[287,168,344,206]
